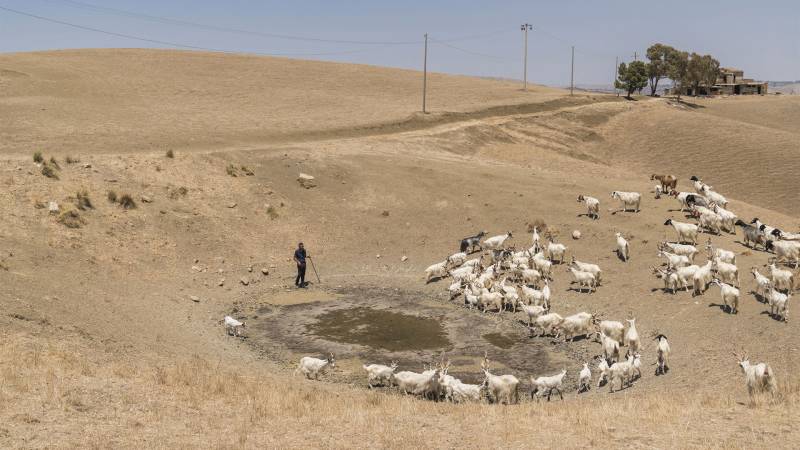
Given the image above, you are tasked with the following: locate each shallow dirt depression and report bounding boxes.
[243,286,584,388]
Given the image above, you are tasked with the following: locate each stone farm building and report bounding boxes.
[684,68,768,96]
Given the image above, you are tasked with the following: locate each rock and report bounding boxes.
[261,268,269,275]
[191,265,203,272]
[297,173,316,189]
[381,210,390,217]
[140,195,153,203]
[572,230,582,240]
[217,268,224,274]
[48,201,59,214]
[82,163,92,169]
[401,256,408,262]
[240,277,249,286]
[247,266,253,273]
[189,295,200,303]
[218,279,225,287]
[227,202,237,208]
[376,254,381,259]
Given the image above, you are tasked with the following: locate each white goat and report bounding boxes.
[766,240,800,269]
[767,262,794,293]
[425,261,449,282]
[711,279,740,314]
[700,185,728,208]
[596,358,611,387]
[652,266,681,294]
[615,232,630,261]
[533,312,564,337]
[599,331,621,364]
[556,312,594,342]
[596,320,625,344]
[706,239,736,264]
[624,318,640,354]
[519,304,548,328]
[567,266,597,293]
[570,257,602,283]
[659,242,699,262]
[447,252,468,267]
[482,232,513,250]
[654,334,670,375]
[608,355,635,393]
[766,289,789,322]
[577,194,600,219]
[481,355,519,404]
[611,191,641,212]
[295,353,336,380]
[711,203,737,233]
[664,219,699,245]
[658,250,690,270]
[712,258,740,287]
[394,367,441,399]
[530,369,567,401]
[363,361,398,388]
[223,315,246,337]
[545,240,567,264]
[733,350,777,396]
[578,363,592,393]
[698,211,723,235]
[692,261,714,296]
[751,267,773,300]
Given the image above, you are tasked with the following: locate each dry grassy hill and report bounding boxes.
[0,49,797,448]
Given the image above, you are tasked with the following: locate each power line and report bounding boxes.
[0,5,396,57]
[42,0,512,46]
[429,38,513,62]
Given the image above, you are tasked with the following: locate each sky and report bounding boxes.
[0,0,798,86]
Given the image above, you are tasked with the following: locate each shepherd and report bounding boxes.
[294,242,307,288]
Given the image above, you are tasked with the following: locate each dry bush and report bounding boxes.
[49,156,61,170]
[241,165,254,176]
[526,218,548,234]
[57,209,85,228]
[107,190,118,203]
[165,149,174,159]
[34,199,46,209]
[75,189,93,210]
[33,151,43,163]
[226,164,238,177]
[41,161,59,180]
[168,186,188,199]
[65,156,79,164]
[119,194,137,209]
[266,205,278,220]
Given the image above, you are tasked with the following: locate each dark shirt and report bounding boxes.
[294,248,306,265]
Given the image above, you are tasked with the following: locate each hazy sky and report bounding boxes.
[1,0,797,85]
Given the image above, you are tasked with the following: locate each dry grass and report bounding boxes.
[74,189,93,211]
[118,194,137,209]
[226,164,238,177]
[107,190,117,203]
[266,204,278,220]
[32,151,43,163]
[165,149,174,159]
[41,161,59,179]
[57,209,85,228]
[65,155,79,164]
[0,331,796,448]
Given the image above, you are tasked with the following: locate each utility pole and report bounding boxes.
[632,51,638,61]
[570,45,575,96]
[520,23,532,90]
[614,56,619,96]
[422,33,428,113]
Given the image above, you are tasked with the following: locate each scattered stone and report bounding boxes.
[218,279,225,287]
[82,163,92,169]
[189,295,200,303]
[381,210,390,217]
[261,268,269,275]
[572,230,582,240]
[240,277,249,286]
[376,254,381,259]
[401,255,408,262]
[140,195,153,203]
[48,201,59,214]
[191,265,203,272]
[217,268,224,274]
[297,173,316,189]
[227,202,237,208]
[247,266,253,273]
[194,258,199,263]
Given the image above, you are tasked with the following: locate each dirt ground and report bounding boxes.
[1,49,799,448]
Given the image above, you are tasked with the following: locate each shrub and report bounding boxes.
[107,190,118,203]
[41,162,59,180]
[57,209,85,228]
[266,205,278,220]
[166,149,174,159]
[226,164,238,177]
[49,157,61,170]
[33,151,43,163]
[75,189,93,210]
[65,156,79,164]
[119,194,137,209]
[241,166,254,176]
[168,186,188,199]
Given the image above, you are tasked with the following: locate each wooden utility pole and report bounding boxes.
[570,45,575,96]
[614,56,619,96]
[633,51,638,61]
[521,24,532,90]
[422,33,428,113]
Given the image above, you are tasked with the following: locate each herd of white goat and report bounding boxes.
[230,174,793,403]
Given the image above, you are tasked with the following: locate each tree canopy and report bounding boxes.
[615,61,649,98]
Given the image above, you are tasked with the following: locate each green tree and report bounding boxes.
[614,61,648,99]
[667,50,689,100]
[646,43,675,96]
[686,53,721,96]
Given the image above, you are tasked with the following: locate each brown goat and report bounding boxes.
[651,174,677,192]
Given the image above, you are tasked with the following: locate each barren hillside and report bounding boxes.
[0,50,797,449]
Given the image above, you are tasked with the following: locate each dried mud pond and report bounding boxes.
[241,285,587,388]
